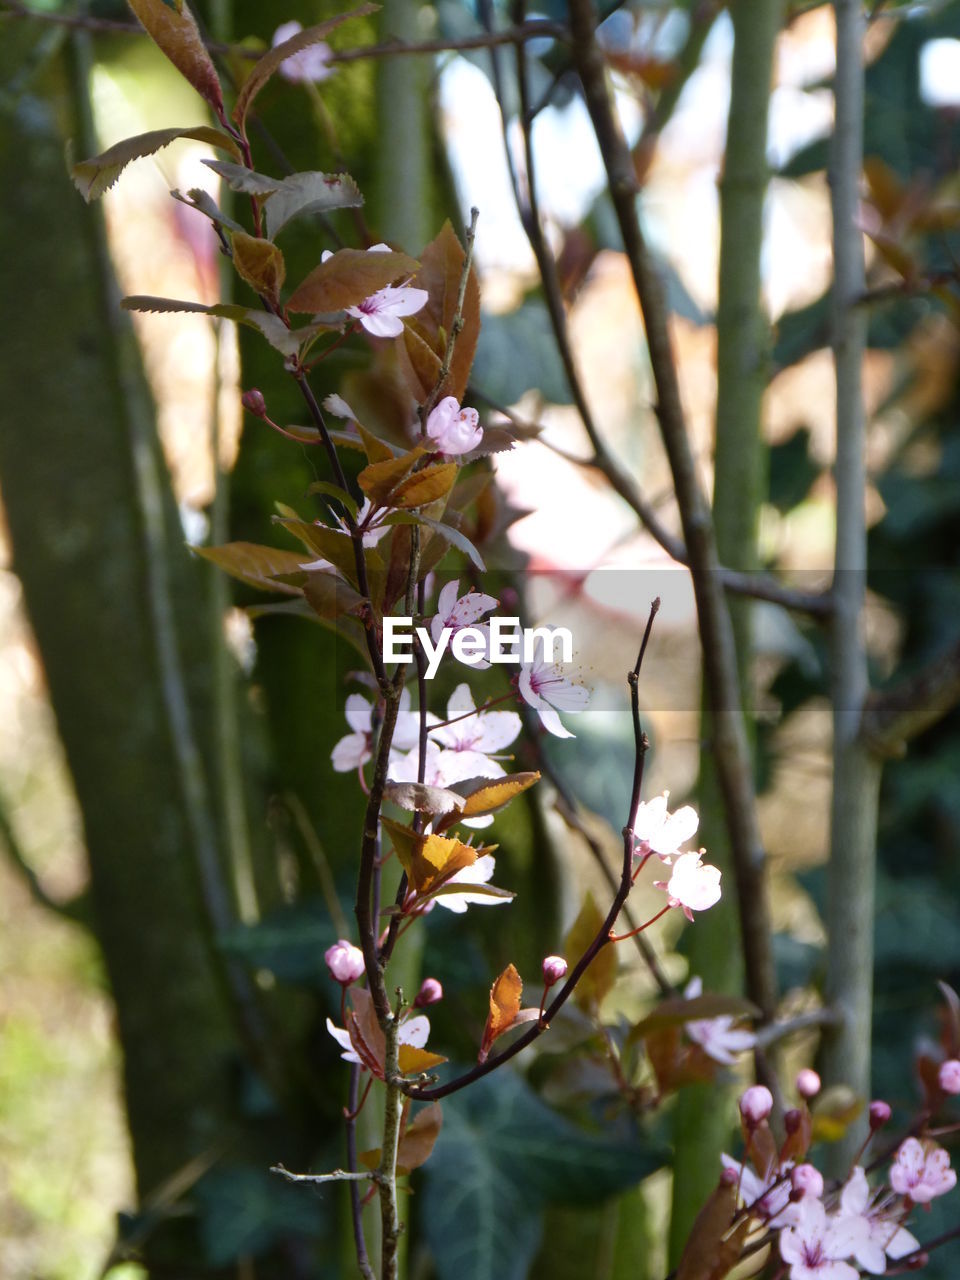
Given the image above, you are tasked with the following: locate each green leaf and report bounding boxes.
[265,171,364,237]
[191,541,306,593]
[71,125,239,201]
[232,6,377,128]
[127,0,224,118]
[195,1165,322,1266]
[202,158,281,196]
[422,1071,665,1280]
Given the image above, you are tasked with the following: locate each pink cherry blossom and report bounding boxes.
[720,1154,796,1227]
[797,1068,822,1099]
[324,938,365,985]
[518,637,590,738]
[430,683,521,763]
[779,1198,861,1280]
[425,396,483,455]
[331,688,420,773]
[837,1166,919,1274]
[633,792,700,862]
[299,499,390,573]
[740,1085,774,1126]
[414,978,443,1007]
[792,1165,824,1201]
[271,21,334,84]
[542,955,568,985]
[890,1137,957,1203]
[654,851,721,921]
[430,583,498,666]
[939,1058,960,1094]
[682,977,755,1065]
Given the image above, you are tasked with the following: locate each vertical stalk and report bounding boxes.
[669,0,784,1256]
[376,0,429,249]
[821,0,882,1169]
[378,999,404,1280]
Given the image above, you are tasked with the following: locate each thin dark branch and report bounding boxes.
[860,634,960,758]
[402,601,661,1103]
[1,3,566,60]
[566,0,778,1027]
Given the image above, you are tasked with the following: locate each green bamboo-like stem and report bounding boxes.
[820,0,882,1172]
[376,0,430,250]
[668,0,784,1259]
[379,994,405,1280]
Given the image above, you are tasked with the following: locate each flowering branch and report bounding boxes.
[402,599,661,1103]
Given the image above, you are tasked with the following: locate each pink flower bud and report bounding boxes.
[324,938,365,985]
[869,1099,892,1129]
[939,1058,960,1095]
[719,1166,738,1187]
[784,1108,803,1134]
[242,388,267,418]
[414,977,443,1008]
[791,1164,824,1200]
[796,1068,821,1100]
[739,1085,774,1127]
[542,955,568,986]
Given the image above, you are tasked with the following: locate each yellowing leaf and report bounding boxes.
[357,447,425,504]
[232,232,286,305]
[302,573,365,621]
[397,324,442,402]
[71,126,239,201]
[479,964,523,1061]
[191,542,305,594]
[458,773,541,818]
[232,6,376,128]
[355,422,395,464]
[398,1046,448,1076]
[382,818,480,894]
[287,248,421,315]
[389,462,458,509]
[565,893,616,1013]
[395,1102,443,1171]
[127,0,224,117]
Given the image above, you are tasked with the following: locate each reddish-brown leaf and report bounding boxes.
[127,0,224,117]
[191,542,305,594]
[675,1179,740,1280]
[479,963,523,1061]
[287,248,421,315]
[389,462,458,509]
[232,231,286,305]
[411,222,481,400]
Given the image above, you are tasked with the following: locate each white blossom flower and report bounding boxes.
[319,244,428,338]
[654,851,722,920]
[326,1011,431,1069]
[271,21,334,83]
[778,1198,861,1280]
[331,688,420,773]
[683,977,755,1065]
[425,396,483,455]
[633,792,700,863]
[430,683,521,765]
[517,637,590,738]
[720,1154,797,1228]
[837,1166,919,1274]
[430,583,498,667]
[431,853,510,914]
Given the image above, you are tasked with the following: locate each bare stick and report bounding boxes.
[566,0,778,1027]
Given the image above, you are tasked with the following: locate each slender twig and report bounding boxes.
[566,0,778,1028]
[345,1064,376,1280]
[270,1165,377,1186]
[402,601,661,1103]
[1,4,566,60]
[860,633,960,758]
[753,1006,842,1050]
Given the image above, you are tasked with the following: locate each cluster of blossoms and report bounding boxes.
[632,792,724,922]
[720,1080,956,1279]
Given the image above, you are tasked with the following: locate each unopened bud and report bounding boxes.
[324,938,365,986]
[719,1166,738,1186]
[542,955,568,986]
[784,1108,803,1134]
[869,1099,892,1129]
[414,977,443,1008]
[796,1068,821,1100]
[939,1058,960,1095]
[242,388,267,418]
[791,1164,824,1200]
[906,1252,929,1270]
[739,1085,774,1127]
